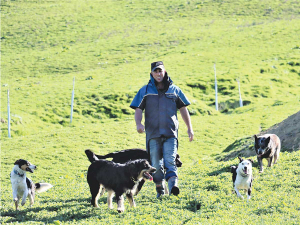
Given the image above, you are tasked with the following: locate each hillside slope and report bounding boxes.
[260,110,300,151]
[218,110,300,161]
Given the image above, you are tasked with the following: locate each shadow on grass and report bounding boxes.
[215,136,256,162]
[222,138,248,153]
[184,200,202,212]
[207,166,231,176]
[208,160,260,177]
[1,197,110,223]
[38,197,98,204]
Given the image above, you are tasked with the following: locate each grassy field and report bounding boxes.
[1,0,300,224]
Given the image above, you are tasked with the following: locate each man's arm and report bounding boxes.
[179,107,194,142]
[135,108,145,133]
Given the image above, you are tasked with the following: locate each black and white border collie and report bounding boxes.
[87,159,156,213]
[10,159,53,210]
[230,157,254,202]
[85,149,182,196]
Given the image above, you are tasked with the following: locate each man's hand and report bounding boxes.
[179,107,194,142]
[135,108,145,133]
[187,129,194,142]
[137,124,145,133]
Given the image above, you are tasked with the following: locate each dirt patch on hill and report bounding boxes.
[218,110,300,161]
[260,110,300,151]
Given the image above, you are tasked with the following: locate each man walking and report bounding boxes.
[130,61,194,197]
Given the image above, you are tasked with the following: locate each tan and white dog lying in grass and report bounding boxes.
[10,159,53,210]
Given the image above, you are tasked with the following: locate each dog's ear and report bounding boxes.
[265,136,271,145]
[254,135,258,142]
[248,159,254,164]
[14,159,21,165]
[175,154,182,167]
[128,160,142,180]
[230,165,237,173]
[238,156,243,162]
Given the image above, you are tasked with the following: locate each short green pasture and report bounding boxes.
[1,0,300,224]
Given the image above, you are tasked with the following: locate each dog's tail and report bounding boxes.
[35,183,53,193]
[85,149,115,163]
[94,152,115,159]
[85,149,100,163]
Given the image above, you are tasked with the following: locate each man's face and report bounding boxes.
[151,68,165,83]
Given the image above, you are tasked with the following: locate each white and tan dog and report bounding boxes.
[10,159,53,210]
[230,156,254,202]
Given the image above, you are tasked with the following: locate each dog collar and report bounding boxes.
[238,171,249,177]
[259,147,271,157]
[240,173,248,178]
[13,170,24,177]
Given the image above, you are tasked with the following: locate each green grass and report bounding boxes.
[1,0,300,224]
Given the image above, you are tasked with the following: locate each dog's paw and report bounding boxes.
[117,207,125,213]
[92,203,100,208]
[21,201,26,206]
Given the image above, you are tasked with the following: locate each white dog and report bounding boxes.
[10,159,53,210]
[230,156,254,202]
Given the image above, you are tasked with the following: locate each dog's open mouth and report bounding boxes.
[243,168,248,174]
[26,167,34,173]
[143,172,153,181]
